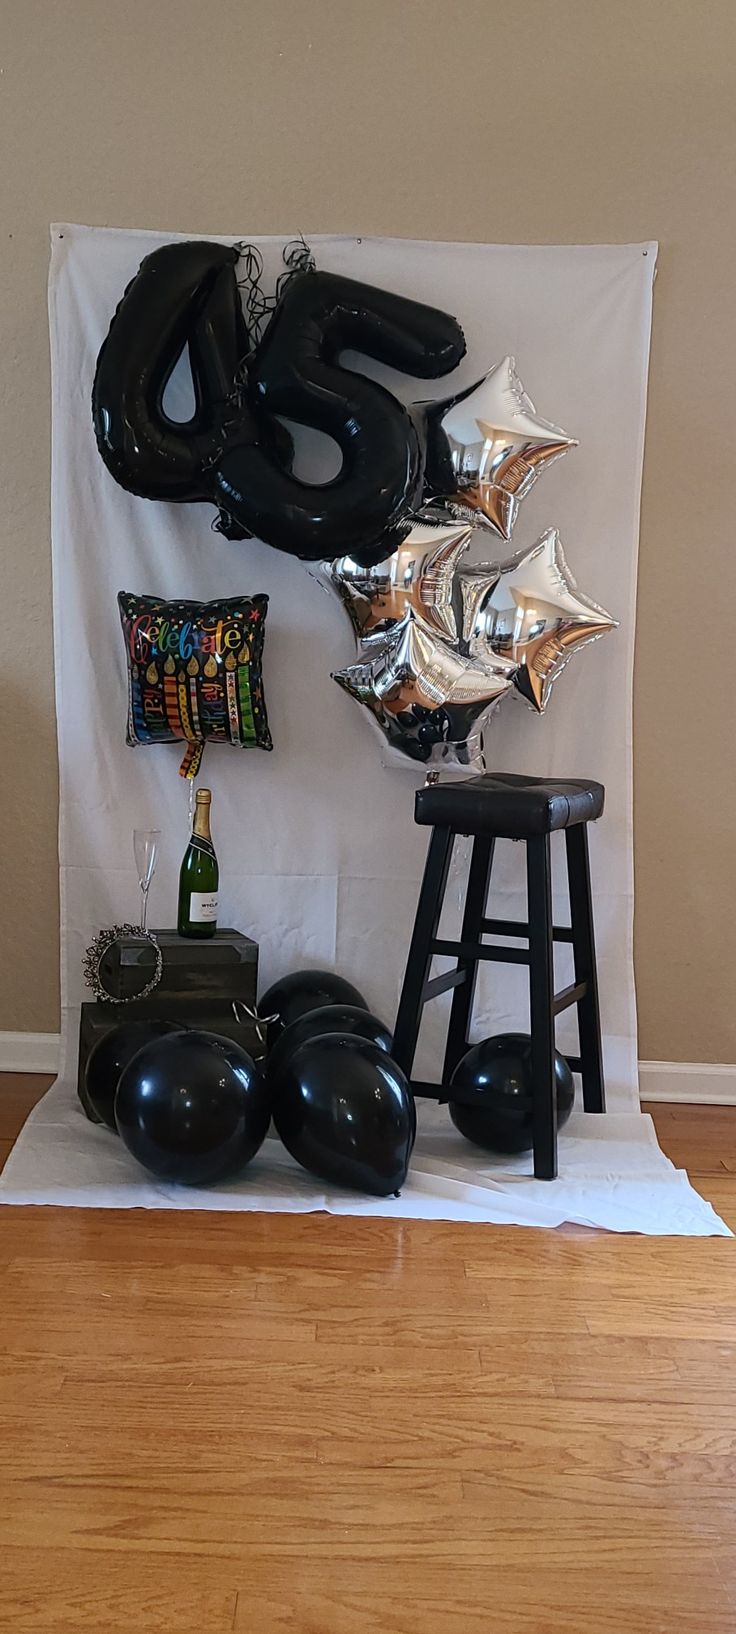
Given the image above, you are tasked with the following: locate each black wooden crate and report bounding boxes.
[78,927,260,1104]
[77,1000,262,1105]
[98,927,258,1003]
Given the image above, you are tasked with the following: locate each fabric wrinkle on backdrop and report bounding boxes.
[1,224,726,1233]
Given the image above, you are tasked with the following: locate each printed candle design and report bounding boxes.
[129,661,144,741]
[117,591,272,775]
[187,656,201,739]
[237,645,257,744]
[177,670,195,742]
[163,654,185,738]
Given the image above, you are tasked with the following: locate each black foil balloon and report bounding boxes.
[115,1030,270,1185]
[81,1019,182,1130]
[93,246,466,564]
[213,269,466,563]
[272,1034,416,1196]
[92,241,248,503]
[258,969,369,1051]
[448,1033,574,1156]
[266,1003,393,1089]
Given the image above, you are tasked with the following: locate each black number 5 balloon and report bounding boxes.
[92,240,466,565]
[214,266,465,563]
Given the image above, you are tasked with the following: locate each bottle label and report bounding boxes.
[189,892,218,924]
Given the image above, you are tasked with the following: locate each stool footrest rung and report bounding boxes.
[410,1080,444,1100]
[481,917,575,943]
[411,1064,586,1098]
[552,980,588,1016]
[429,938,529,966]
[422,969,469,1002]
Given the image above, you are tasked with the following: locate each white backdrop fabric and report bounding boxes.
[1,225,726,1233]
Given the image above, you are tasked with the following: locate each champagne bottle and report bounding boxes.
[178,788,219,939]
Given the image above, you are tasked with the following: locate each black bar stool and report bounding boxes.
[393,773,606,1180]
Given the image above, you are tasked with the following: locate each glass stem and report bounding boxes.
[141,886,149,932]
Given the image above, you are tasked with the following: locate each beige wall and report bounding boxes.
[1,0,734,1061]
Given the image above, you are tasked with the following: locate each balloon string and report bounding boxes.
[231,999,278,1060]
[305,566,332,597]
[234,235,315,353]
[201,236,317,490]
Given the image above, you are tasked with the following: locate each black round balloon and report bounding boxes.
[115,1030,270,1185]
[448,1033,574,1156]
[258,969,369,1051]
[266,1003,392,1090]
[272,1034,415,1197]
[81,1020,182,1130]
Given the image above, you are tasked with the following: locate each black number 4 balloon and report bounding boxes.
[92,239,466,565]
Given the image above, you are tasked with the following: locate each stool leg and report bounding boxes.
[393,827,455,1079]
[443,835,496,1083]
[526,834,557,1180]
[565,825,606,1113]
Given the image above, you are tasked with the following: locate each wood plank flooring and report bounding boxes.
[0,1074,735,1632]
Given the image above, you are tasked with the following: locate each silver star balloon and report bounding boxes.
[332,608,517,768]
[464,527,617,713]
[419,356,577,541]
[457,559,501,644]
[327,517,475,644]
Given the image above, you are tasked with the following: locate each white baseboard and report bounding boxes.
[0,1031,61,1074]
[639,1060,736,1106]
[0,1034,734,1105]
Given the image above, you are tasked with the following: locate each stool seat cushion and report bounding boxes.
[414,773,605,838]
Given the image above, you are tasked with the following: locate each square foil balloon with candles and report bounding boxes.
[117,591,272,778]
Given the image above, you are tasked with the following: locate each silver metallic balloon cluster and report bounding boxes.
[327,357,617,769]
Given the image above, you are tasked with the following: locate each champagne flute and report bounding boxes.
[133,828,160,931]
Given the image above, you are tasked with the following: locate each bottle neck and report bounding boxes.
[192,800,212,843]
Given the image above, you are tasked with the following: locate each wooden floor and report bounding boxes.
[1,1077,735,1633]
